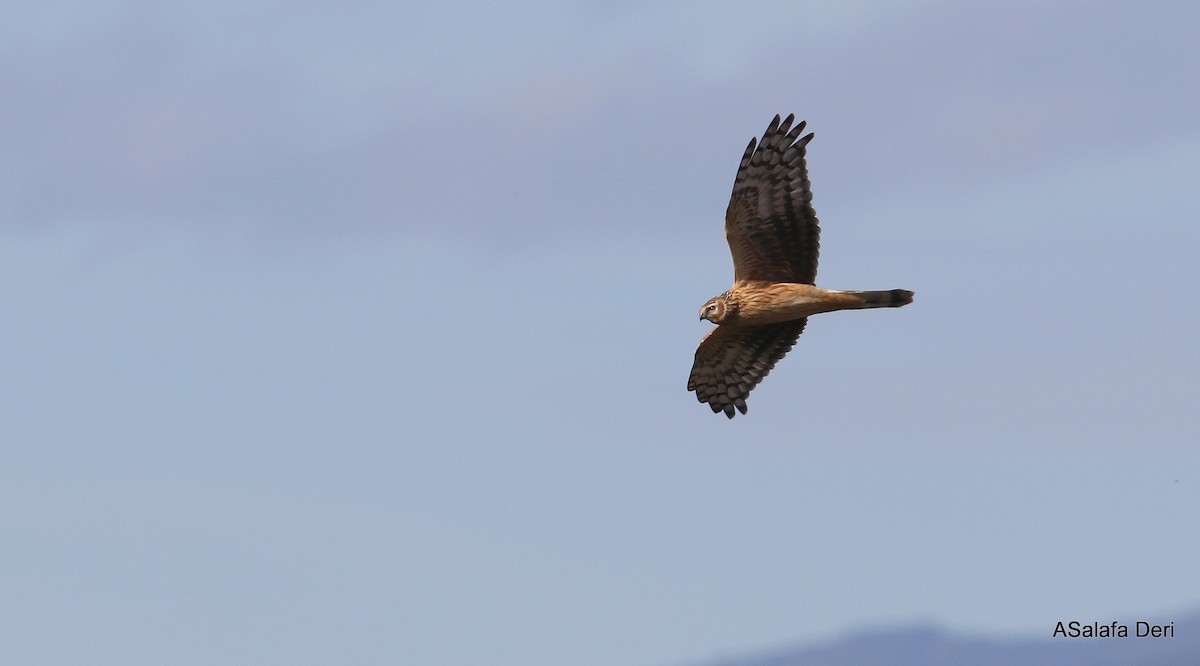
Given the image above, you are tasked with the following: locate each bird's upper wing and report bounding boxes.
[724,114,820,284]
[687,319,807,418]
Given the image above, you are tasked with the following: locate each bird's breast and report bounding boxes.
[730,282,846,325]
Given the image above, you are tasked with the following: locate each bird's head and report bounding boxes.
[699,294,733,324]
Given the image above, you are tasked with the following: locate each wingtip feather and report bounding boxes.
[766,114,781,135]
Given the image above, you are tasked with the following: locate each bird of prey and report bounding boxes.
[687,114,913,418]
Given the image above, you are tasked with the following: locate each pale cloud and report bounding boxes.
[2,0,1195,245]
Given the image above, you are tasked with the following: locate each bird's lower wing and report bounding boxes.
[687,319,807,418]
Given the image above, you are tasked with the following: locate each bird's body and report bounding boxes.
[705,282,912,326]
[687,115,914,418]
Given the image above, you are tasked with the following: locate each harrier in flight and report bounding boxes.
[687,114,913,418]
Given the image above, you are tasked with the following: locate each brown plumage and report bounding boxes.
[687,115,914,418]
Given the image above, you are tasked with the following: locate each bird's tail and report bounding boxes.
[844,289,914,309]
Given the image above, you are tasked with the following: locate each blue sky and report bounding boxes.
[2,1,1198,664]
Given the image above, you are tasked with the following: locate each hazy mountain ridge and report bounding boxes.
[695,609,1199,666]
